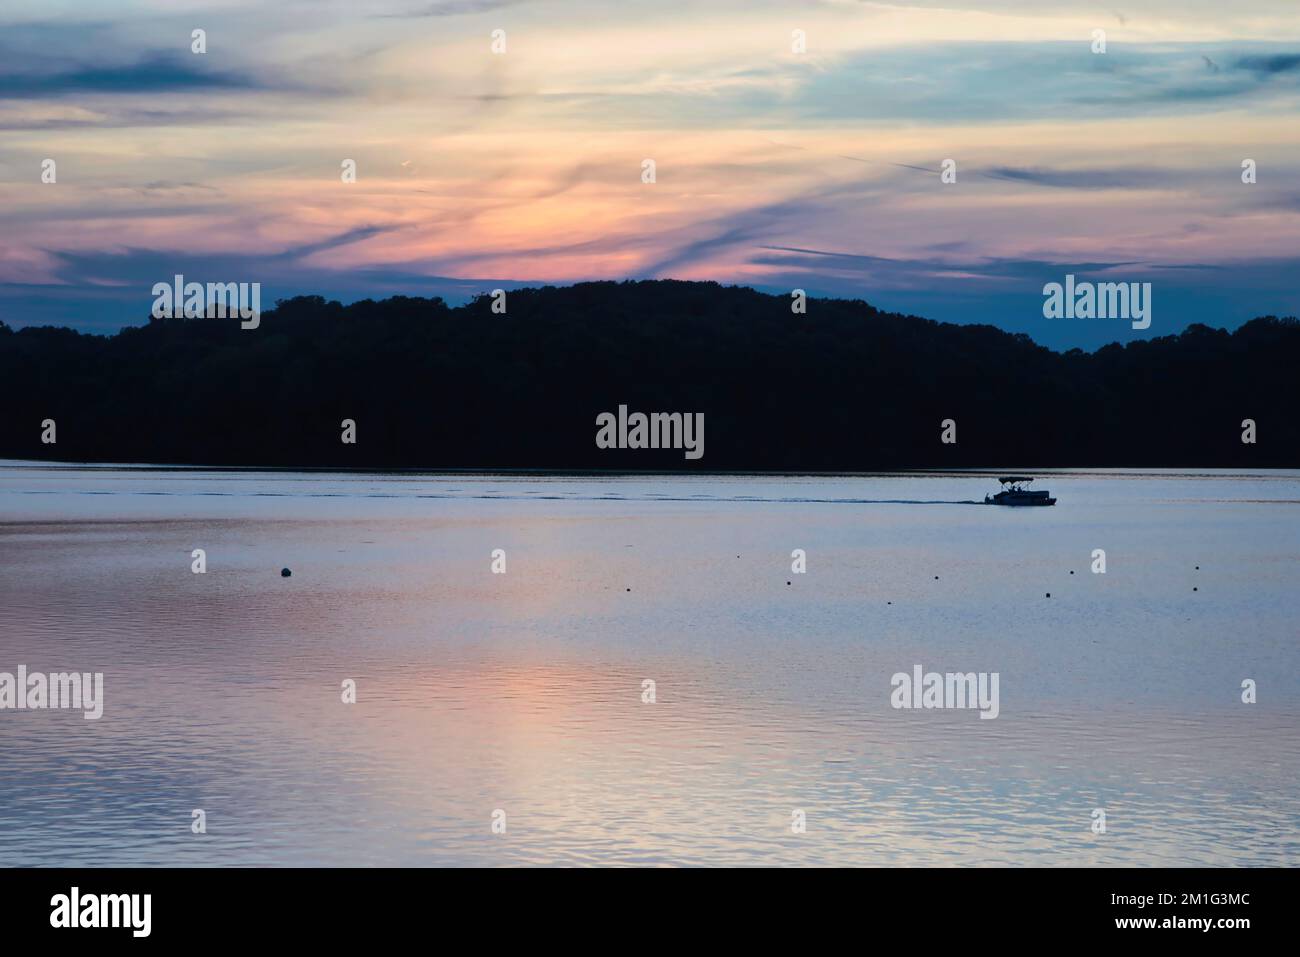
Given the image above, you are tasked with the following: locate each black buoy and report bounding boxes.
[1193,587,1198,592]
[281,568,292,577]
[1069,570,1075,575]
[1046,592,1051,598]
[786,581,791,586]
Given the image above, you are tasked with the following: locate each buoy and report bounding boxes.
[1046,592,1051,598]
[281,568,292,578]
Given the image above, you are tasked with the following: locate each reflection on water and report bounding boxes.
[1,464,1297,865]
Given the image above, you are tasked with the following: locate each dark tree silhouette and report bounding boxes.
[1,281,1295,469]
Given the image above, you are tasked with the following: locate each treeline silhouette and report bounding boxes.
[1,280,1296,469]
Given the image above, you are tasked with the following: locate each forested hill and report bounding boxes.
[1,280,1296,469]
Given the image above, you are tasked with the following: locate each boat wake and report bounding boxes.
[11,488,990,506]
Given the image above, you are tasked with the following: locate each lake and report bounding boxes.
[1,463,1297,866]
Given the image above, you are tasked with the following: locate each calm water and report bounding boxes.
[1,463,1297,866]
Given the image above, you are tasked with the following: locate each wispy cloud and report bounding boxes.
[1235,52,1300,74]
[978,166,1184,189]
[1,0,1298,345]
[0,56,261,97]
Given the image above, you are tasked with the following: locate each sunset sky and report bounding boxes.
[2,0,1299,347]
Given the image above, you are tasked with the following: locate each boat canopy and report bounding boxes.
[997,476,1034,484]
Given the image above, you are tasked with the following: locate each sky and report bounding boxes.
[2,0,1299,349]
